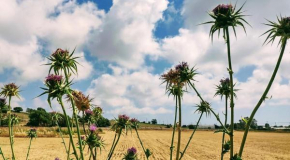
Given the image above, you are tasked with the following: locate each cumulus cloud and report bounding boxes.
[88,0,168,69]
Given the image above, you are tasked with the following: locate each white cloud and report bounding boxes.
[88,0,168,69]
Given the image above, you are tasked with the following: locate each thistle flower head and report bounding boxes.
[127,147,137,155]
[47,48,79,75]
[195,101,211,117]
[214,78,238,100]
[27,128,37,139]
[263,16,290,45]
[0,83,20,98]
[203,2,250,40]
[123,147,138,160]
[222,140,231,154]
[85,109,93,116]
[89,124,97,132]
[111,114,131,133]
[130,118,139,129]
[86,133,105,148]
[55,158,60,160]
[71,90,92,111]
[213,4,233,15]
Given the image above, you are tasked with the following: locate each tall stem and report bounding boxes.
[107,132,117,158]
[135,128,148,160]
[221,96,228,160]
[179,112,203,160]
[26,138,32,160]
[208,107,229,134]
[107,129,122,160]
[56,121,69,156]
[239,38,287,157]
[0,146,6,160]
[8,96,15,160]
[0,104,2,126]
[58,97,79,160]
[64,68,84,160]
[170,96,178,160]
[225,27,235,159]
[175,94,182,160]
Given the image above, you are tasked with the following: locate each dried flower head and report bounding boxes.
[263,16,290,45]
[0,83,20,98]
[71,90,92,111]
[47,48,79,75]
[203,2,250,40]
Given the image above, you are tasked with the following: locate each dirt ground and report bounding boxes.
[0,130,289,160]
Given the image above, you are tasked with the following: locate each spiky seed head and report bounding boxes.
[130,118,139,129]
[0,83,20,98]
[263,16,290,45]
[195,101,211,116]
[127,147,137,155]
[71,90,92,111]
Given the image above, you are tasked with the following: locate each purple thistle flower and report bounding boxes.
[89,124,97,132]
[85,109,93,116]
[45,74,63,83]
[130,118,139,123]
[175,62,188,71]
[55,158,60,160]
[118,114,130,121]
[52,48,69,57]
[213,4,233,16]
[127,147,137,155]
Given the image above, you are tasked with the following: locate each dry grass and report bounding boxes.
[0,130,289,160]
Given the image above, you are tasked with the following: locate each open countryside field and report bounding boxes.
[0,130,289,160]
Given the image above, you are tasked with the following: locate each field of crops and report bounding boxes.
[0,130,289,160]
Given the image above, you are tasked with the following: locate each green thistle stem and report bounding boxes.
[107,132,117,159]
[58,97,79,160]
[176,94,182,160]
[0,146,6,160]
[107,129,122,160]
[55,121,69,157]
[221,96,228,160]
[225,27,235,159]
[0,104,2,126]
[26,138,33,160]
[134,128,148,160]
[238,38,288,158]
[8,96,16,160]
[188,80,205,102]
[170,96,178,160]
[63,67,84,160]
[89,147,96,160]
[179,112,203,160]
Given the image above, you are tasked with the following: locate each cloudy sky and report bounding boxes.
[0,0,290,126]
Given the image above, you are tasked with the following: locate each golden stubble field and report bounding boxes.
[0,130,290,160]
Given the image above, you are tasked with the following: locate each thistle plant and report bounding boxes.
[203,3,249,158]
[122,147,138,160]
[214,78,238,160]
[40,48,86,159]
[85,124,105,160]
[130,118,152,160]
[107,114,131,160]
[179,101,211,160]
[26,128,37,160]
[239,16,290,158]
[0,83,20,160]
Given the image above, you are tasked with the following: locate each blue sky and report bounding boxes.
[0,0,290,126]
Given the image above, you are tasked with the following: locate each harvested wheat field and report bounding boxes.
[0,130,289,160]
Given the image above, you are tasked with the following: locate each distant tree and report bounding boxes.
[27,108,51,126]
[148,121,151,124]
[37,107,46,112]
[26,108,34,113]
[238,117,258,130]
[188,124,197,129]
[151,119,157,125]
[13,107,23,113]
[265,123,270,129]
[182,125,187,128]
[96,116,111,127]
